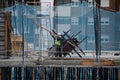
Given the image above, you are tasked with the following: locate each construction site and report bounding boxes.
[0,0,120,80]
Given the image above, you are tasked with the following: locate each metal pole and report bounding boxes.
[22,0,25,80]
[22,0,25,66]
[93,0,101,80]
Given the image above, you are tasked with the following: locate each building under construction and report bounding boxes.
[0,0,120,80]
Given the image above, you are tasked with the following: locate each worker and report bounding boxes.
[54,33,63,57]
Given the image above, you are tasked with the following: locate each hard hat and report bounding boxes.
[58,33,62,35]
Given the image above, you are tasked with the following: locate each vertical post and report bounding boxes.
[93,0,101,65]
[54,67,56,80]
[32,68,34,80]
[10,67,12,80]
[118,68,120,80]
[5,20,8,57]
[22,0,25,80]
[86,68,88,80]
[22,0,25,65]
[21,67,24,80]
[75,67,78,80]
[44,67,46,80]
[93,0,101,80]
[0,67,2,80]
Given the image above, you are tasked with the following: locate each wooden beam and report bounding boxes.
[116,0,120,11]
[106,0,120,11]
[54,0,71,6]
[5,20,8,57]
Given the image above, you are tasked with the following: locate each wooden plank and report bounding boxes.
[103,0,120,12]
[44,67,46,80]
[81,59,115,66]
[0,68,1,80]
[53,67,56,80]
[32,68,34,80]
[5,20,7,57]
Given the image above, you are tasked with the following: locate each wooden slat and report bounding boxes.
[81,59,115,66]
[32,68,35,80]
[5,20,7,57]
[54,67,56,80]
[0,68,1,80]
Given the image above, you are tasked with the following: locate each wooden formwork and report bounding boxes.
[10,35,23,55]
[0,12,12,58]
[0,67,12,80]
[0,65,119,80]
[81,58,115,66]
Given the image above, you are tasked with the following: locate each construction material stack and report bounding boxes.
[0,12,11,58]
